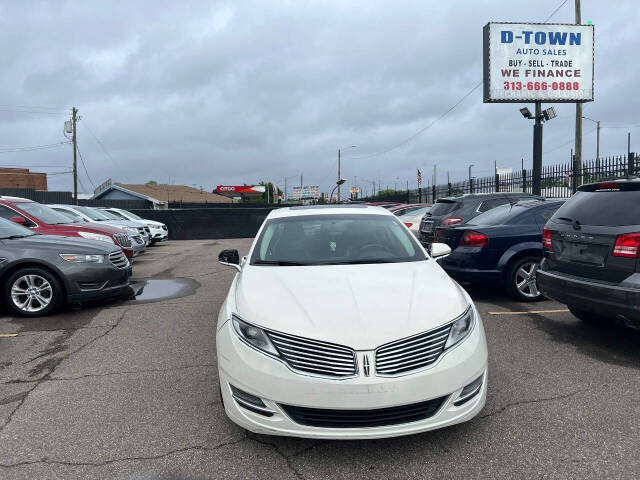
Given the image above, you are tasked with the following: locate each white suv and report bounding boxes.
[101,208,168,244]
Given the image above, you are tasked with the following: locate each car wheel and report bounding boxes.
[568,307,611,327]
[4,267,63,317]
[506,256,543,302]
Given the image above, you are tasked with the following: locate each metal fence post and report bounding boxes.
[572,155,578,194]
[628,152,635,177]
[495,173,500,192]
[432,184,436,202]
[448,182,452,197]
[469,178,474,194]
[522,169,527,193]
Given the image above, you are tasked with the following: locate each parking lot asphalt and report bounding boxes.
[1,239,639,479]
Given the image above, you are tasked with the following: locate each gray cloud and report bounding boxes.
[1,0,638,197]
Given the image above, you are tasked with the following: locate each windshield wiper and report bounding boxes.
[253,260,309,266]
[327,259,397,265]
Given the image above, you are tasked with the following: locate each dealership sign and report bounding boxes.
[483,23,594,103]
[292,185,320,200]
[215,185,266,196]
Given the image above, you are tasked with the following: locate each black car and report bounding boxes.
[538,180,640,330]
[0,218,132,317]
[437,200,564,301]
[419,192,542,245]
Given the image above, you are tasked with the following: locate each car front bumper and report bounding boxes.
[64,262,132,302]
[217,317,488,439]
[538,268,640,327]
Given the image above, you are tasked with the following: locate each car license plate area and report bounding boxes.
[421,221,434,233]
[557,241,608,266]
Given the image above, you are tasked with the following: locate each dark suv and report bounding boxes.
[419,192,542,245]
[538,180,640,330]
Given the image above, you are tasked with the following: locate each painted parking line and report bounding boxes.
[488,309,569,315]
[0,333,18,338]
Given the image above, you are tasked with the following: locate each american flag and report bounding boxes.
[417,169,422,186]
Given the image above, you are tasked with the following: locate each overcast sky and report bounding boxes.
[1,0,639,197]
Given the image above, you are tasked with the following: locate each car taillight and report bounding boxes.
[542,227,552,248]
[460,230,489,248]
[612,233,640,258]
[404,222,413,228]
[442,217,463,226]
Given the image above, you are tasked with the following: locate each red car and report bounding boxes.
[0,197,135,259]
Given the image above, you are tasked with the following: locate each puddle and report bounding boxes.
[122,277,200,304]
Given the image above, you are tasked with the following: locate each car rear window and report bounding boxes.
[429,200,459,216]
[551,190,640,226]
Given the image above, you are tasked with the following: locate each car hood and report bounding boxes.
[96,220,144,229]
[54,223,126,235]
[234,260,469,350]
[143,220,164,227]
[0,234,119,254]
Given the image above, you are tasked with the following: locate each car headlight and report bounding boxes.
[445,306,475,349]
[232,315,279,356]
[60,253,105,263]
[77,231,115,244]
[124,227,138,235]
[147,224,156,229]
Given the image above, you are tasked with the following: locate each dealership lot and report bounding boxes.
[0,239,639,479]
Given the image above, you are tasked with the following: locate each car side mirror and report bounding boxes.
[219,249,241,271]
[430,243,451,259]
[10,216,27,225]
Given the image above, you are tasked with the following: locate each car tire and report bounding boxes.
[4,267,64,317]
[506,255,544,302]
[568,307,611,327]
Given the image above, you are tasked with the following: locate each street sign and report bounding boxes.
[292,186,320,200]
[483,22,594,103]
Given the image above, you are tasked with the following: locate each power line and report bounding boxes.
[76,142,96,189]
[544,128,596,155]
[0,109,68,115]
[543,0,569,22]
[601,124,640,129]
[81,120,129,182]
[348,0,572,162]
[0,141,71,153]
[0,104,69,111]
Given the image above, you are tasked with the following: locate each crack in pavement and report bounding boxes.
[478,389,583,420]
[246,433,325,480]
[0,436,248,469]
[2,363,217,385]
[0,309,129,434]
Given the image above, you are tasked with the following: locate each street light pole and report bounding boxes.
[533,101,543,196]
[337,148,341,202]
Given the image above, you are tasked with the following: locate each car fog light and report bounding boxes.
[453,374,484,407]
[230,384,274,417]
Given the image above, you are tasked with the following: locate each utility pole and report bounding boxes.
[433,165,437,186]
[72,107,78,204]
[574,0,583,181]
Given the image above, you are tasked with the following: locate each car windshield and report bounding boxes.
[250,214,426,266]
[122,210,143,220]
[552,189,640,226]
[100,210,124,220]
[105,210,129,220]
[406,206,431,218]
[467,203,519,225]
[0,217,36,238]
[74,206,112,221]
[17,202,76,225]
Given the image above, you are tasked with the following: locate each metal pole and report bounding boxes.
[596,121,601,169]
[574,0,583,179]
[533,101,543,196]
[72,107,78,205]
[337,149,341,202]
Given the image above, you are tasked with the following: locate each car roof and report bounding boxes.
[268,205,393,219]
[437,192,540,202]
[0,196,33,203]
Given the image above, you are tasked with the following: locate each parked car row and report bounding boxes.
[0,196,168,317]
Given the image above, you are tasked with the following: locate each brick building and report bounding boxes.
[0,168,47,190]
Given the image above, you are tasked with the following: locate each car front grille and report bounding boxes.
[375,323,452,376]
[266,330,357,378]
[280,396,447,428]
[109,250,129,269]
[113,233,131,247]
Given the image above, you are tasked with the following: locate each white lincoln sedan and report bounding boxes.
[216,205,487,439]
